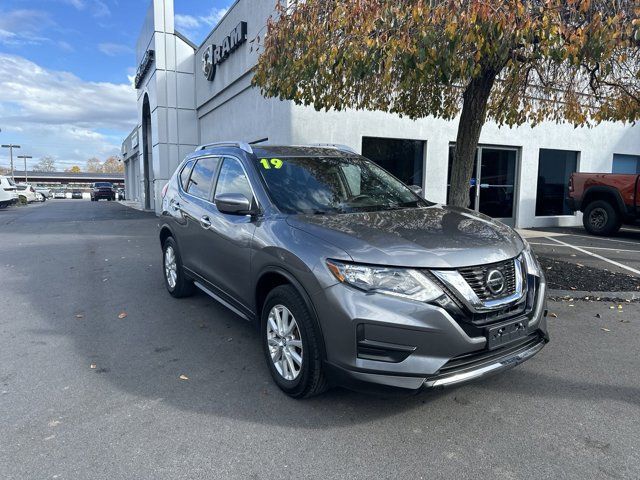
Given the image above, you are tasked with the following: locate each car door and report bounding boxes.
[178,156,221,275]
[197,156,257,311]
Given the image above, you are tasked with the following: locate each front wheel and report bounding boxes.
[261,285,328,398]
[162,237,194,298]
[583,200,621,236]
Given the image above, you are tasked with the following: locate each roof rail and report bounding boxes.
[307,143,358,154]
[196,141,253,154]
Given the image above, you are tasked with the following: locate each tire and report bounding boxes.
[583,200,621,236]
[261,285,328,398]
[162,236,194,298]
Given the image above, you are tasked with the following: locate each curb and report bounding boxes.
[548,289,640,302]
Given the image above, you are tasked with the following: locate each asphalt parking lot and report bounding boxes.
[1,201,639,480]
[522,225,640,276]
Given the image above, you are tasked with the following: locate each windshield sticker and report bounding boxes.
[260,158,284,170]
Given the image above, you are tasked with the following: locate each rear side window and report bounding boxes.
[179,160,194,189]
[186,157,219,200]
[215,157,253,201]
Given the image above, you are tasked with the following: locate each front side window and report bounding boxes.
[255,156,429,214]
[215,158,253,201]
[186,157,219,200]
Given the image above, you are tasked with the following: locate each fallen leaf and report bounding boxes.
[609,306,615,309]
[570,287,577,290]
[595,313,601,318]
[90,364,97,369]
[617,305,623,309]
[568,304,575,307]
[118,312,127,319]
[179,374,189,381]
[601,328,611,332]
[75,314,83,319]
[549,312,558,318]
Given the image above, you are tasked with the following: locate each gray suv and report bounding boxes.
[159,142,549,398]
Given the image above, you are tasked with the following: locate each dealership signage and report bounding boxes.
[134,50,155,89]
[202,21,248,81]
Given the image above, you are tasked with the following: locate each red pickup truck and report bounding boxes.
[568,173,640,235]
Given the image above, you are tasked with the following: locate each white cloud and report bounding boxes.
[0,9,54,46]
[174,7,229,44]
[98,42,134,57]
[0,54,137,169]
[58,0,111,18]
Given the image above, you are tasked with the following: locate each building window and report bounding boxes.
[612,153,640,174]
[361,137,424,187]
[536,149,578,216]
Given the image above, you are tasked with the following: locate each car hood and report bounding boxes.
[286,205,524,269]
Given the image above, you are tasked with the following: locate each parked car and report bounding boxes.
[16,183,41,203]
[0,176,19,206]
[568,172,640,235]
[71,190,84,199]
[91,182,116,201]
[0,183,15,208]
[159,142,548,398]
[53,189,67,199]
[35,187,52,199]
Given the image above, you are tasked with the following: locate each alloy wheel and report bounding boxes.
[164,245,177,289]
[266,305,303,381]
[589,207,607,230]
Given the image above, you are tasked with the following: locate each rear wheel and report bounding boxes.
[583,200,621,236]
[261,285,328,398]
[162,237,194,298]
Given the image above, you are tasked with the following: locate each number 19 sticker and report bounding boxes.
[260,158,283,170]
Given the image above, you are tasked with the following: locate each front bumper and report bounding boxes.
[313,274,549,393]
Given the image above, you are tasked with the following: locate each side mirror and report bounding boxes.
[215,193,255,215]
[409,185,423,196]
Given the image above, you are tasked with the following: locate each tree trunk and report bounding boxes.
[449,69,499,208]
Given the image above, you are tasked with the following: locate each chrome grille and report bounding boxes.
[458,259,517,301]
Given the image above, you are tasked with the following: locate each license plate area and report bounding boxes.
[485,317,528,350]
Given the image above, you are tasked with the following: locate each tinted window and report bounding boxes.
[536,149,578,216]
[94,182,112,188]
[179,160,194,189]
[187,157,219,200]
[255,156,428,214]
[215,158,253,201]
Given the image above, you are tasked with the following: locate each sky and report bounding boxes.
[0,0,231,171]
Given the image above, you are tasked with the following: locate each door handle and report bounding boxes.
[199,215,212,229]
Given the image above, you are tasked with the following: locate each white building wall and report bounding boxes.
[135,0,197,213]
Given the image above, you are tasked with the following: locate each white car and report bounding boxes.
[16,183,41,203]
[0,176,19,206]
[35,187,51,200]
[53,189,67,199]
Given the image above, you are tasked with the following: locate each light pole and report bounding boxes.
[18,155,33,184]
[1,144,21,182]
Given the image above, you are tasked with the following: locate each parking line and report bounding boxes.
[546,236,640,276]
[556,233,640,247]
[528,242,640,254]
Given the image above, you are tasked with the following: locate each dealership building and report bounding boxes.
[123,0,640,227]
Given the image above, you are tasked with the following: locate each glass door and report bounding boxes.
[477,147,517,225]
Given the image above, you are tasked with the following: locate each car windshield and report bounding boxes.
[255,155,431,214]
[95,183,112,188]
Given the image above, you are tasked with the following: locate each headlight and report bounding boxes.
[521,240,541,277]
[326,260,444,302]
